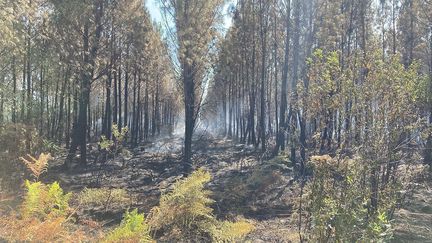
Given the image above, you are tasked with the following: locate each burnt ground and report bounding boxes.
[43,135,300,241]
[2,134,430,242]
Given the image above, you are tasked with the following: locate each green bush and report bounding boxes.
[302,155,394,242]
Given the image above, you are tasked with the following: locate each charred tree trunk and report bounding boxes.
[276,0,291,154]
[66,0,104,168]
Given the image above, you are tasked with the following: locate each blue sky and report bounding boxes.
[145,0,163,24]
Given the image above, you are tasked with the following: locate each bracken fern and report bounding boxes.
[148,169,254,242]
[20,153,51,181]
[104,209,153,243]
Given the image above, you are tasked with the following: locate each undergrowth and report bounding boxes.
[299,155,394,242]
[104,209,153,243]
[148,169,254,242]
[1,152,254,242]
[22,180,72,219]
[0,153,85,242]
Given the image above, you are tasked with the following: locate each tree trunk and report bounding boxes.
[65,0,104,168]
[183,59,195,174]
[276,0,291,154]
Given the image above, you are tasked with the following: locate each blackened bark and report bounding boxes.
[66,0,104,168]
[276,0,291,154]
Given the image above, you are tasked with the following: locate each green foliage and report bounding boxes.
[302,50,427,154]
[112,123,129,144]
[22,180,71,220]
[98,124,128,150]
[78,187,130,210]
[104,209,153,243]
[300,49,346,118]
[148,169,254,241]
[98,124,130,159]
[47,182,71,217]
[99,135,114,151]
[22,180,44,219]
[302,155,394,242]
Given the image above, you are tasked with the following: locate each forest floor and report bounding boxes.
[2,135,431,242]
[43,135,300,241]
[393,178,432,242]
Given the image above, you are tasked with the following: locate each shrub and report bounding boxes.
[148,169,254,241]
[99,124,128,152]
[99,135,114,151]
[104,209,153,243]
[0,153,94,242]
[112,123,129,144]
[301,155,394,242]
[19,153,71,220]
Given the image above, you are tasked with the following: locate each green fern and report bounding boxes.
[148,169,254,241]
[209,220,255,243]
[47,182,72,217]
[149,169,214,231]
[104,209,153,243]
[22,180,44,219]
[21,180,71,220]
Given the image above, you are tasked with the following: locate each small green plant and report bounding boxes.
[98,124,128,151]
[148,169,214,232]
[104,209,153,243]
[0,179,79,242]
[0,154,90,242]
[21,180,44,219]
[97,124,130,165]
[99,135,114,151]
[112,123,129,144]
[148,169,254,241]
[19,153,71,219]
